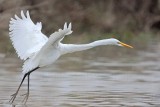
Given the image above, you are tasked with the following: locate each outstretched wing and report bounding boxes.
[36,23,72,57]
[22,23,72,73]
[9,10,48,60]
[45,22,72,46]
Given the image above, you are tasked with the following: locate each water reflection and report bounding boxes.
[0,43,160,107]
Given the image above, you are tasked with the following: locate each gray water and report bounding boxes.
[0,44,160,107]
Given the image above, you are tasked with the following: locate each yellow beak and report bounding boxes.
[118,42,133,48]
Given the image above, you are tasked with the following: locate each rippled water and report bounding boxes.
[0,43,160,107]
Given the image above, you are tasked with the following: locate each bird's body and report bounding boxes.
[9,10,133,104]
[23,38,129,74]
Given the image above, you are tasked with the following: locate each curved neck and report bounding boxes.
[60,39,115,55]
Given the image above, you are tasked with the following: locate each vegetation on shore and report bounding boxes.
[0,0,160,53]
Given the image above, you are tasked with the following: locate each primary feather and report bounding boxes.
[9,10,48,60]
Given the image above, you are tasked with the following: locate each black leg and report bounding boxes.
[9,73,28,103]
[28,73,30,96]
[9,67,39,104]
[22,73,30,104]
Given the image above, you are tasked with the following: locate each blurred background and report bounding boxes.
[0,0,160,107]
[0,0,160,52]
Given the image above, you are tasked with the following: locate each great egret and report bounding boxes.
[9,10,133,104]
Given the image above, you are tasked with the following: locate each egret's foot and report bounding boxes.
[9,92,18,103]
[21,93,29,104]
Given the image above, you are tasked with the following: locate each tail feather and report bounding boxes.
[22,58,39,74]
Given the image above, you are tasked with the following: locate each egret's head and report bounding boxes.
[109,38,133,48]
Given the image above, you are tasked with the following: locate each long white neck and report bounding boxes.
[60,38,117,55]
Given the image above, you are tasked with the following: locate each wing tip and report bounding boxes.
[13,10,30,20]
[14,14,20,20]
[68,22,72,30]
[21,10,26,19]
[63,22,67,30]
[26,10,31,19]
[63,22,72,30]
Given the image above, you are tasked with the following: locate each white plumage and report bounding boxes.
[22,22,72,73]
[9,11,48,60]
[9,11,72,73]
[9,10,133,104]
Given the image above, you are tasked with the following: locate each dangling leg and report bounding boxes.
[9,67,39,104]
[22,73,30,104]
[21,67,39,103]
[9,73,28,103]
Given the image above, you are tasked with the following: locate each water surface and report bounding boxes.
[0,43,160,107]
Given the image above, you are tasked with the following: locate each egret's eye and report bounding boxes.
[117,42,120,44]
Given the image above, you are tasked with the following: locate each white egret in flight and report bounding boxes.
[9,10,133,104]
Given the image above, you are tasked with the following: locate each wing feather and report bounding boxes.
[22,23,72,73]
[43,23,72,48]
[36,23,72,58]
[9,10,48,60]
